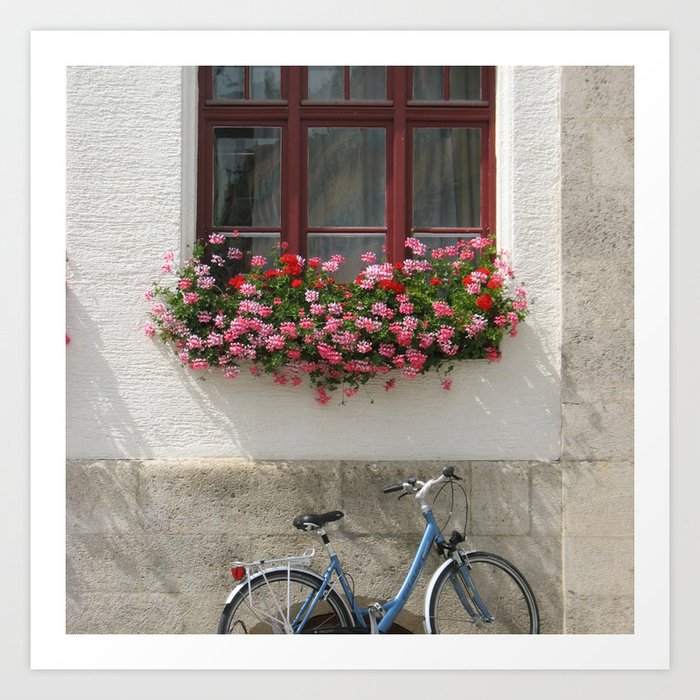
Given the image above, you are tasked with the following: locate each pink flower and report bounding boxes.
[315,387,331,405]
[183,292,199,304]
[383,378,396,392]
[178,278,192,290]
[265,335,286,351]
[189,359,209,370]
[198,311,212,323]
[305,289,319,303]
[163,250,175,262]
[432,301,453,318]
[441,378,453,391]
[486,347,502,362]
[144,289,154,301]
[251,255,267,267]
[361,251,377,264]
[223,366,240,379]
[227,247,244,260]
[209,232,226,245]
[144,322,156,337]
[405,237,427,256]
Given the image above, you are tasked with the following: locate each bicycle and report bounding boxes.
[218,466,540,634]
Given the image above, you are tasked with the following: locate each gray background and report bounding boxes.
[3,1,694,699]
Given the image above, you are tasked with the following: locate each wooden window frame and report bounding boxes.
[197,66,496,263]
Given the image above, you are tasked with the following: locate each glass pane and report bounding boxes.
[213,66,245,100]
[413,66,443,100]
[250,66,281,100]
[212,233,280,284]
[308,233,385,283]
[308,66,344,100]
[413,128,481,228]
[450,67,481,100]
[308,127,386,227]
[214,128,281,227]
[349,66,386,100]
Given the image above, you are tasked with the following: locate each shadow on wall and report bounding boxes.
[66,287,149,457]
[167,320,563,461]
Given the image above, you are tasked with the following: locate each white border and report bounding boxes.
[31,30,669,669]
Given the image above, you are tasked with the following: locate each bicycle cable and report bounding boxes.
[432,478,468,539]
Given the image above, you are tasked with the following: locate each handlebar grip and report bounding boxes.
[382,483,404,494]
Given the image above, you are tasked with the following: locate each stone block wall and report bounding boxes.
[560,66,634,633]
[66,460,563,633]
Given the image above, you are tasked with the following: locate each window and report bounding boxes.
[197,66,495,281]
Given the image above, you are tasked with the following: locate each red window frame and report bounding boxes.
[197,66,495,263]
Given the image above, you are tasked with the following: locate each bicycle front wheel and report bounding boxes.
[218,569,353,634]
[426,552,540,634]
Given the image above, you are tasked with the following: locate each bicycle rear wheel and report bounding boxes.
[218,569,353,634]
[426,552,539,634]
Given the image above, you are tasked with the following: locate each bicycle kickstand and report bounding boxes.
[368,603,385,634]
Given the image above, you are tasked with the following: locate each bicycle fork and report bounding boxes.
[450,552,495,626]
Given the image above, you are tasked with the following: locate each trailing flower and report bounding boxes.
[146,234,528,403]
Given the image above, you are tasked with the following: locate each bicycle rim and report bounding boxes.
[219,569,352,634]
[428,553,539,634]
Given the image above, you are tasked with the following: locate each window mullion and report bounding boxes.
[390,66,408,263]
[286,67,303,256]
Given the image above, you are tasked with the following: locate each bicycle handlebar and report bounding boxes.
[381,466,461,498]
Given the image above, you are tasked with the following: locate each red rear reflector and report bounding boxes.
[231,566,246,581]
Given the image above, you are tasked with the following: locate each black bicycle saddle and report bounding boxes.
[293,511,345,531]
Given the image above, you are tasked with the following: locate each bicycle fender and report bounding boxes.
[223,566,325,604]
[423,551,479,634]
[423,558,453,633]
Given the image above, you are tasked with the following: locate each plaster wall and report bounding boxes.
[66,66,562,462]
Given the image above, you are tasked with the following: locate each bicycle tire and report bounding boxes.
[426,551,540,634]
[218,568,354,634]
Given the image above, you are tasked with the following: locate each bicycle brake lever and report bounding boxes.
[398,492,409,501]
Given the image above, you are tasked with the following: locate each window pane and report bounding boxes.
[211,233,280,284]
[308,127,386,227]
[413,66,443,100]
[450,67,481,100]
[349,66,386,100]
[250,66,281,100]
[214,128,281,227]
[413,128,481,228]
[308,66,344,100]
[308,233,385,283]
[213,67,245,100]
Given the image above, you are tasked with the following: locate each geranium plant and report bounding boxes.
[145,234,528,404]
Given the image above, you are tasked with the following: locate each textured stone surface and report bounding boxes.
[556,68,635,635]
[66,459,564,634]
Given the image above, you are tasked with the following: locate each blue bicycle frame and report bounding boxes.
[292,507,446,633]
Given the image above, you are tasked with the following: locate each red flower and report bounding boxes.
[429,277,441,286]
[291,279,304,288]
[476,267,491,277]
[265,269,281,278]
[487,278,503,289]
[227,275,246,289]
[378,279,406,294]
[476,293,493,311]
[279,253,303,276]
[461,275,473,287]
[394,261,404,271]
[308,259,319,269]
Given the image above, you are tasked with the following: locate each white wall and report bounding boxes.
[66,66,561,461]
